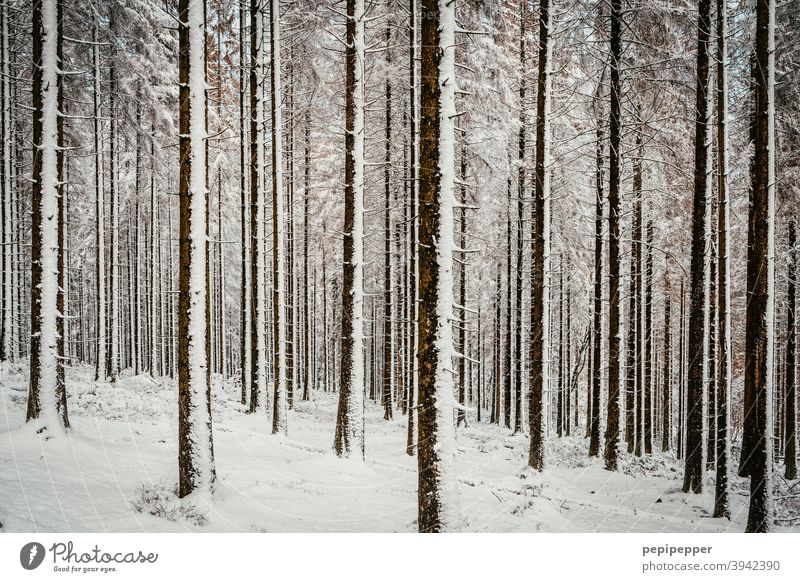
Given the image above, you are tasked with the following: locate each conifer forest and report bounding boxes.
[0,0,799,534]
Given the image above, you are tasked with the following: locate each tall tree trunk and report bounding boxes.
[383,33,394,420]
[406,0,418,457]
[633,147,643,457]
[303,110,311,400]
[334,0,365,455]
[512,0,526,435]
[109,14,120,381]
[458,145,469,428]
[270,0,288,434]
[644,219,653,454]
[417,0,460,532]
[784,222,797,480]
[249,0,267,414]
[177,0,214,497]
[238,0,250,405]
[0,2,11,361]
[707,212,718,468]
[503,182,512,429]
[739,0,776,532]
[27,0,68,431]
[713,0,732,511]
[683,0,712,495]
[93,14,106,382]
[603,0,623,471]
[589,78,604,456]
[662,271,672,452]
[528,0,552,472]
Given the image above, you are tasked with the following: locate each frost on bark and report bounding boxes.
[249,0,268,415]
[603,0,623,472]
[739,0,776,532]
[177,0,215,497]
[270,0,288,435]
[785,222,797,480]
[588,78,604,456]
[528,0,552,472]
[417,0,460,532]
[334,0,365,456]
[683,0,712,495]
[27,0,68,432]
[92,11,106,382]
[713,0,732,511]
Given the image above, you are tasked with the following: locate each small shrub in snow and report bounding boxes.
[131,482,207,526]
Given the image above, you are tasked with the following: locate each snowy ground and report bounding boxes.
[0,361,795,533]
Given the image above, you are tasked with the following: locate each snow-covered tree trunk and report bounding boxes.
[382,37,394,421]
[0,2,11,361]
[249,0,268,415]
[92,13,106,382]
[589,73,604,457]
[109,13,120,381]
[239,0,250,406]
[270,0,288,435]
[528,0,552,471]
[712,0,731,516]
[603,0,622,472]
[784,222,797,480]
[406,0,418,457]
[683,0,712,495]
[334,0,365,457]
[416,0,460,532]
[26,0,68,431]
[177,0,215,498]
[740,0,775,533]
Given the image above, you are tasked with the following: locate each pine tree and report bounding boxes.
[177,0,215,497]
[683,0,712,495]
[270,0,288,435]
[334,0,365,456]
[603,0,623,472]
[417,0,460,532]
[27,0,68,431]
[529,0,552,472]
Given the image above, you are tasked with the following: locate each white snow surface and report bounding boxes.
[1,361,792,533]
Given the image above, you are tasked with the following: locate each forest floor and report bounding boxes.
[0,361,796,533]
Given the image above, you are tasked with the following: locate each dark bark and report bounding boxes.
[603,0,622,472]
[528,0,551,472]
[785,222,797,480]
[683,0,711,495]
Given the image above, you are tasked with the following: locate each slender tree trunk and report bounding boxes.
[382,35,394,420]
[93,15,106,381]
[334,0,365,455]
[683,0,712,495]
[662,271,672,453]
[713,0,732,510]
[303,110,311,400]
[529,0,552,472]
[644,219,654,454]
[270,0,287,434]
[503,183,512,429]
[603,0,623,471]
[785,222,797,480]
[406,0,418,457]
[249,0,267,414]
[513,0,526,435]
[589,81,604,456]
